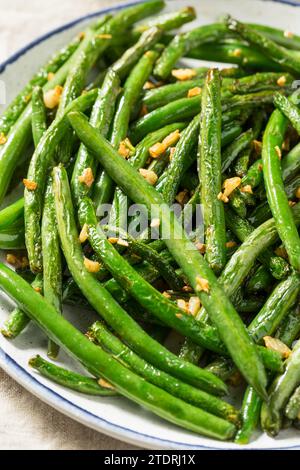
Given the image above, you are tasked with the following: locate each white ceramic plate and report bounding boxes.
[0,0,300,450]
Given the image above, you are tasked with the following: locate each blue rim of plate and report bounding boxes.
[0,0,300,450]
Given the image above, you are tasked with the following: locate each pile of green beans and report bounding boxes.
[1,2,300,444]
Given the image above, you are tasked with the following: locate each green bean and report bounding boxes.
[69,111,268,399]
[247,265,273,293]
[0,262,237,440]
[262,109,300,272]
[143,79,205,111]
[222,129,253,173]
[285,386,300,420]
[99,50,159,211]
[187,42,281,71]
[241,159,264,189]
[90,321,240,425]
[200,69,226,274]
[0,198,24,231]
[261,339,300,436]
[0,36,80,137]
[229,72,293,95]
[247,23,300,50]
[224,208,291,280]
[42,178,62,359]
[1,274,43,338]
[282,141,300,183]
[53,165,227,395]
[226,17,300,75]
[275,304,300,348]
[71,69,120,208]
[154,24,229,79]
[0,226,25,250]
[24,88,98,272]
[31,86,47,148]
[274,92,300,135]
[233,147,251,178]
[30,354,117,396]
[133,6,196,36]
[248,272,300,343]
[235,386,262,444]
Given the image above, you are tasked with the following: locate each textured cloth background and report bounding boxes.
[0,0,138,450]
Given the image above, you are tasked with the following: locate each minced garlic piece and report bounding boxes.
[188,296,201,316]
[23,179,37,191]
[274,246,288,259]
[218,192,229,203]
[0,133,7,145]
[195,242,206,254]
[175,313,183,319]
[195,276,210,293]
[118,141,131,159]
[177,298,188,312]
[289,200,296,207]
[182,285,193,293]
[43,85,63,109]
[282,138,290,151]
[108,237,118,244]
[252,139,262,154]
[6,253,29,269]
[143,81,155,90]
[219,177,241,202]
[79,224,89,244]
[78,31,86,40]
[277,75,287,87]
[275,145,282,159]
[150,218,160,228]
[47,72,55,81]
[162,291,171,299]
[162,129,181,148]
[33,286,42,293]
[284,30,294,38]
[171,68,197,81]
[263,336,291,359]
[175,189,189,206]
[169,147,176,161]
[226,241,237,249]
[187,87,202,98]
[232,48,242,57]
[98,378,115,390]
[117,238,129,247]
[78,168,94,187]
[84,257,101,273]
[139,168,158,185]
[149,142,165,159]
[240,184,253,194]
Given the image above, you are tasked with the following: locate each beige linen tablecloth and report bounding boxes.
[0,0,139,450]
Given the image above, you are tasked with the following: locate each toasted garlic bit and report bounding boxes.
[0,133,7,145]
[240,184,253,194]
[96,34,112,39]
[188,296,201,316]
[118,141,131,159]
[263,336,291,359]
[149,142,165,159]
[195,242,206,254]
[289,200,296,207]
[6,253,29,269]
[277,75,287,87]
[98,378,115,390]
[171,68,197,81]
[187,86,202,98]
[182,285,193,293]
[252,139,262,154]
[275,145,282,159]
[162,291,171,299]
[143,80,155,90]
[78,167,94,187]
[284,30,294,38]
[218,177,241,202]
[139,168,158,185]
[162,129,181,148]
[195,276,210,293]
[108,237,118,244]
[47,72,55,81]
[175,313,183,319]
[226,241,237,249]
[117,238,129,247]
[140,104,148,117]
[79,223,89,243]
[175,189,189,206]
[43,85,63,109]
[282,137,290,151]
[275,246,288,259]
[295,187,300,199]
[78,31,86,40]
[23,178,38,191]
[84,257,101,273]
[177,298,188,312]
[33,286,42,293]
[232,48,242,58]
[150,218,160,228]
